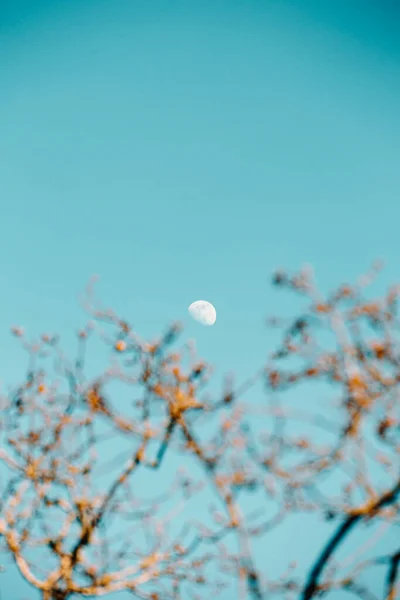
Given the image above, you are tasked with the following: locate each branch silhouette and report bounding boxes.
[0,264,399,599]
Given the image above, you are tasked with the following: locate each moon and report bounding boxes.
[188,300,216,326]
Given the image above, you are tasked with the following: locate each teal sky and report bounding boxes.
[1,0,400,598]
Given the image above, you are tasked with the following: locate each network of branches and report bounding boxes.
[0,264,399,600]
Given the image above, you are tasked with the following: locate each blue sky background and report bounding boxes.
[1,0,400,598]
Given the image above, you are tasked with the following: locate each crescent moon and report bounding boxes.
[188,300,216,326]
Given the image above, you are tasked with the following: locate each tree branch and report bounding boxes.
[302,480,400,599]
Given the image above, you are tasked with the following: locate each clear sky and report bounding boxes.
[1,0,400,598]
